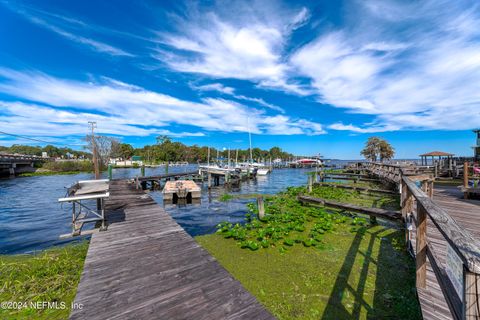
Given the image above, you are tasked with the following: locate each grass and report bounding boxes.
[310,185,400,211]
[41,160,93,172]
[197,225,420,319]
[197,185,419,319]
[18,171,83,177]
[434,179,464,186]
[0,241,89,320]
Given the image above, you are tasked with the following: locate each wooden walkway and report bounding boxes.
[70,180,274,320]
[412,186,480,320]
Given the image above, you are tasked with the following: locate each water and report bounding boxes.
[0,162,349,254]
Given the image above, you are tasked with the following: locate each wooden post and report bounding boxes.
[464,270,480,319]
[464,162,469,188]
[416,203,427,289]
[141,165,145,177]
[428,180,434,198]
[257,196,265,220]
[308,175,313,193]
[135,176,139,190]
[108,164,113,180]
[401,180,410,220]
[208,173,212,189]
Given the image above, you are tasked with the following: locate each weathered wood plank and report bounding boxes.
[297,195,401,220]
[70,180,274,320]
[314,182,398,195]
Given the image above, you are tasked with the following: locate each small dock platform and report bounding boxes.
[162,180,201,201]
[70,180,274,320]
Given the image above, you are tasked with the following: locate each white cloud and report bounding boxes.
[290,0,480,131]
[0,68,324,137]
[154,3,310,95]
[194,83,235,95]
[328,122,399,133]
[5,3,133,57]
[192,82,285,113]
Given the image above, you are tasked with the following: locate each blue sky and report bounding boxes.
[0,0,479,159]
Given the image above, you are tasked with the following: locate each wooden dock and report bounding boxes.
[360,163,480,320]
[409,186,480,320]
[70,180,274,320]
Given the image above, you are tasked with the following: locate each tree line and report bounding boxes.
[0,144,91,159]
[104,135,294,164]
[2,135,294,165]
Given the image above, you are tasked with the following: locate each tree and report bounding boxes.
[360,137,395,162]
[84,135,120,166]
[113,143,134,159]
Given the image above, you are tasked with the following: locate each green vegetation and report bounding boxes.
[0,144,90,159]
[360,137,395,162]
[197,225,420,319]
[310,185,400,211]
[42,161,93,173]
[219,193,235,202]
[133,136,293,163]
[434,179,464,186]
[198,183,419,319]
[2,136,292,165]
[215,186,399,252]
[18,171,83,177]
[218,193,266,202]
[0,242,89,320]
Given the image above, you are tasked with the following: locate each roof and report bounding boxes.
[419,151,454,157]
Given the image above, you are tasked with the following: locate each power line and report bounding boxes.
[0,130,86,147]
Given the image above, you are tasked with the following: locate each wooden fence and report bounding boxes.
[359,162,480,319]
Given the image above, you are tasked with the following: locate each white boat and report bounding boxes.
[256,168,270,176]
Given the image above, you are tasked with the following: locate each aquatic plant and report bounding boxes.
[219,193,235,202]
[216,187,371,252]
[216,184,399,252]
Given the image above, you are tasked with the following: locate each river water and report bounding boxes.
[0,162,349,254]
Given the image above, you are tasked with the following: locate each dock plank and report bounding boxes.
[70,180,274,320]
[409,186,480,320]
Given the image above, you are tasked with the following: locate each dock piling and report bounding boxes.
[257,196,265,220]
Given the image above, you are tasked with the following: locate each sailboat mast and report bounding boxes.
[248,117,253,163]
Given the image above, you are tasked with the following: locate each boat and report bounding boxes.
[256,168,270,176]
[296,158,323,165]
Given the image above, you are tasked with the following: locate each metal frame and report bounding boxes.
[58,180,109,237]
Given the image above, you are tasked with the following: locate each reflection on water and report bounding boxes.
[0,162,349,254]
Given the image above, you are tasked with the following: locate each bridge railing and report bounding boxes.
[0,154,46,161]
[360,162,480,319]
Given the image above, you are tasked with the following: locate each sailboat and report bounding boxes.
[235,118,270,175]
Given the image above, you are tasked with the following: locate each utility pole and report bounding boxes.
[88,121,100,179]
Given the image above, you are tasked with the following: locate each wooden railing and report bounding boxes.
[360,162,480,319]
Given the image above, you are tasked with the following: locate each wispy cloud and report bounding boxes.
[3,2,133,57]
[292,0,480,131]
[0,68,325,137]
[192,82,285,113]
[154,2,309,95]
[328,122,399,134]
[194,83,235,95]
